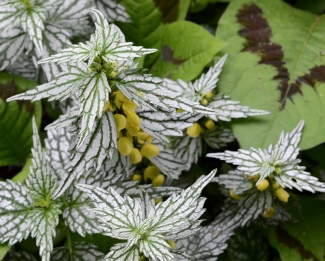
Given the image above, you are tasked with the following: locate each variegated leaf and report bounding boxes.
[145,170,216,238]
[207,93,269,122]
[203,126,235,149]
[47,0,92,37]
[53,111,117,199]
[7,62,89,103]
[94,0,130,23]
[45,128,71,180]
[6,54,38,80]
[77,70,110,147]
[150,146,187,180]
[3,250,38,261]
[40,23,70,81]
[45,105,79,130]
[0,3,23,32]
[0,180,33,245]
[138,108,202,142]
[275,165,325,192]
[28,206,61,261]
[20,7,45,55]
[177,223,234,261]
[217,170,252,195]
[161,55,228,103]
[51,242,104,261]
[138,234,174,261]
[0,27,29,70]
[104,243,139,261]
[27,119,58,201]
[76,184,142,240]
[172,135,202,171]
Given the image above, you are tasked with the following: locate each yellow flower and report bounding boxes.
[126,111,141,129]
[229,189,242,200]
[130,148,142,164]
[205,119,215,130]
[256,179,269,191]
[262,206,275,218]
[114,114,127,131]
[275,188,290,203]
[144,165,160,181]
[141,144,160,158]
[167,240,176,249]
[186,123,201,138]
[152,174,165,187]
[117,137,133,155]
[132,173,142,182]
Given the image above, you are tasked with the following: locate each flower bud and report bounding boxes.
[167,240,176,249]
[201,99,208,106]
[130,148,142,164]
[186,123,201,138]
[114,114,127,131]
[141,144,160,158]
[137,132,151,144]
[256,179,269,191]
[229,189,242,200]
[154,198,163,205]
[275,167,282,174]
[126,111,141,128]
[202,92,213,99]
[275,188,289,203]
[272,181,280,190]
[262,206,275,218]
[117,137,133,155]
[132,173,142,181]
[111,61,118,70]
[126,125,139,136]
[152,174,165,187]
[144,165,160,181]
[205,119,215,130]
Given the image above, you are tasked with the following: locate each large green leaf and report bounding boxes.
[216,0,325,150]
[151,21,226,81]
[119,0,190,47]
[0,72,41,166]
[268,196,325,261]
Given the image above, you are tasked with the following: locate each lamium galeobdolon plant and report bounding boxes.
[1,2,323,261]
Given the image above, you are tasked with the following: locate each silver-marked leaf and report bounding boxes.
[208,93,269,122]
[45,128,71,180]
[203,126,235,149]
[19,6,45,55]
[172,135,202,171]
[28,206,61,261]
[217,170,252,195]
[77,70,110,147]
[138,108,202,142]
[45,105,79,130]
[94,0,130,23]
[275,165,325,193]
[3,250,38,261]
[150,146,187,180]
[6,54,38,81]
[41,23,70,81]
[146,170,216,238]
[104,243,139,261]
[76,184,142,240]
[99,149,132,180]
[0,3,22,32]
[51,242,104,261]
[7,62,89,103]
[177,223,234,261]
[26,119,57,202]
[47,0,92,37]
[0,180,33,245]
[0,27,29,70]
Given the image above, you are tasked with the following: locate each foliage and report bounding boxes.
[0,0,325,260]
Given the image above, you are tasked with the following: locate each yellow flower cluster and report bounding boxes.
[186,118,216,138]
[229,174,290,219]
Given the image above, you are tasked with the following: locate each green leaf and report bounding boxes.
[0,72,41,166]
[268,196,325,261]
[216,0,325,150]
[151,21,226,81]
[11,157,32,183]
[0,244,11,260]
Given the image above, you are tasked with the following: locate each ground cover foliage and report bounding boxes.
[0,0,325,260]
